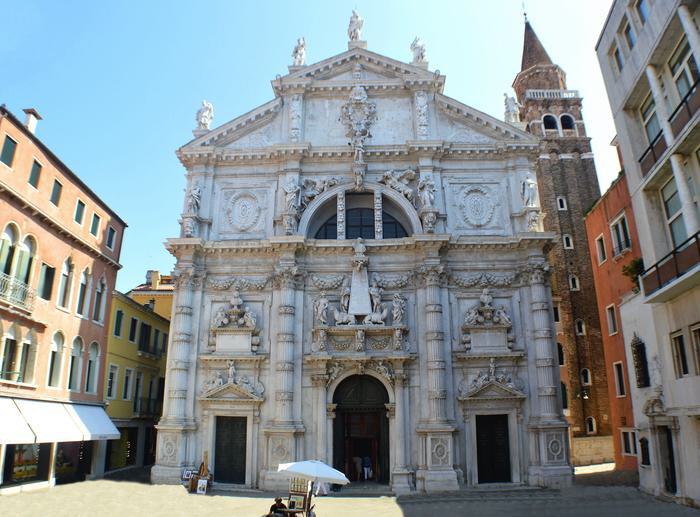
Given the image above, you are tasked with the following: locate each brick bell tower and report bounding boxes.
[513,19,612,461]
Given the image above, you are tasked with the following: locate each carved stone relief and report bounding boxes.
[456,185,497,228]
[221,189,267,235]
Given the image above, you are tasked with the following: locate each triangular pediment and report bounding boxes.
[461,380,526,400]
[199,380,263,402]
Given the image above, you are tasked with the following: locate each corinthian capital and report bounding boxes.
[417,263,445,286]
[272,265,303,289]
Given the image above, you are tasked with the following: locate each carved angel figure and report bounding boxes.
[348,10,363,41]
[327,361,343,387]
[186,183,202,214]
[504,93,521,124]
[391,293,406,325]
[464,305,480,326]
[494,305,512,326]
[375,360,393,382]
[313,292,329,326]
[283,177,300,213]
[410,37,427,64]
[521,172,538,208]
[292,37,306,66]
[212,306,230,328]
[418,177,436,209]
[242,306,256,329]
[302,177,338,207]
[196,100,214,130]
[237,375,255,396]
[379,169,416,202]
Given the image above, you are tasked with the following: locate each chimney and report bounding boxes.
[22,108,42,134]
[146,270,161,289]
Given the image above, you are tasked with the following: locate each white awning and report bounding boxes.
[0,397,36,444]
[64,403,120,441]
[14,399,84,443]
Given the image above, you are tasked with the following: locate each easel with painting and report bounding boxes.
[188,451,213,494]
[286,477,313,515]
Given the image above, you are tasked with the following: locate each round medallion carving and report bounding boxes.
[227,192,262,232]
[547,438,562,456]
[459,187,495,227]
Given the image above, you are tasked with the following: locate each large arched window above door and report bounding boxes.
[315,208,408,240]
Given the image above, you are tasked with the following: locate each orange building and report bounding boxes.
[0,106,126,492]
[584,169,641,470]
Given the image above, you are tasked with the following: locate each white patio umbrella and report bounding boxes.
[277,460,350,485]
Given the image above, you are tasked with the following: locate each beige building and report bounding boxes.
[597,0,700,507]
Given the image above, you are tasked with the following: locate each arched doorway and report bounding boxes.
[332,375,390,484]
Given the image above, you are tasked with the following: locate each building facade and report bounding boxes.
[597,0,700,506]
[103,291,168,473]
[128,270,174,321]
[513,21,613,465]
[0,106,125,493]
[152,17,571,493]
[584,170,641,471]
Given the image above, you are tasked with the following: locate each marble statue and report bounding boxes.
[334,307,354,325]
[391,293,406,325]
[313,292,329,326]
[348,10,363,41]
[369,277,383,313]
[327,361,343,387]
[494,305,512,326]
[182,218,196,238]
[215,371,224,387]
[480,288,493,307]
[527,210,539,231]
[410,37,427,64]
[237,375,255,396]
[464,305,480,326]
[379,169,416,202]
[375,360,393,383]
[340,277,351,313]
[418,177,436,209]
[186,183,202,214]
[242,306,256,328]
[301,178,339,208]
[213,306,229,328]
[488,357,497,378]
[504,94,521,124]
[196,100,214,130]
[292,37,306,66]
[521,173,538,208]
[283,177,300,213]
[227,360,237,383]
[363,304,388,325]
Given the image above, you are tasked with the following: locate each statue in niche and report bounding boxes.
[368,277,383,313]
[355,329,365,351]
[410,37,427,64]
[348,10,363,41]
[182,217,196,238]
[527,210,539,231]
[215,371,225,387]
[339,277,351,313]
[227,360,237,384]
[283,177,301,214]
[418,177,436,209]
[196,100,214,130]
[504,94,521,124]
[520,172,538,208]
[379,169,416,203]
[488,357,496,378]
[314,292,329,326]
[186,183,202,214]
[363,304,388,325]
[391,293,406,325]
[292,37,306,66]
[212,306,230,328]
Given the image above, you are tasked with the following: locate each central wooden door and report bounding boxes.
[215,416,247,484]
[476,414,511,483]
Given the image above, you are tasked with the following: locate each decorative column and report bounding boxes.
[645,65,674,143]
[416,263,459,492]
[526,260,571,488]
[337,190,346,240]
[391,371,412,493]
[678,5,700,67]
[311,373,329,462]
[153,268,200,484]
[374,190,383,239]
[670,154,700,235]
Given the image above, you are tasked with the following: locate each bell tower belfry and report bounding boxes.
[512,20,613,464]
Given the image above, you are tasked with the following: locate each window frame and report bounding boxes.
[114,309,124,337]
[90,213,101,237]
[128,317,138,343]
[581,367,592,386]
[691,324,700,375]
[622,18,636,50]
[37,262,56,301]
[621,429,638,456]
[557,196,568,211]
[73,199,86,225]
[613,361,627,397]
[585,416,597,435]
[575,319,586,336]
[661,176,687,248]
[28,158,43,189]
[569,274,580,291]
[106,226,117,250]
[563,234,574,249]
[122,367,133,400]
[612,44,624,73]
[671,331,692,378]
[635,0,649,25]
[595,234,607,264]
[0,134,18,168]
[606,304,618,335]
[610,213,632,256]
[50,179,63,206]
[106,363,119,400]
[640,92,661,146]
[668,36,699,104]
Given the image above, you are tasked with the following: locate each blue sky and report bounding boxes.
[2,0,618,291]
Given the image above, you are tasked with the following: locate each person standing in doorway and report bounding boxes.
[362,455,371,481]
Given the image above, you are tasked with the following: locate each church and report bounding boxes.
[152,13,571,492]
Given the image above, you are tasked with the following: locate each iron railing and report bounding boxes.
[133,397,162,418]
[638,131,667,178]
[612,237,633,257]
[641,231,700,296]
[668,77,700,137]
[0,272,35,311]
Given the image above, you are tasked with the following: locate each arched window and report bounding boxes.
[68,337,83,391]
[76,270,90,317]
[0,224,18,276]
[557,197,568,210]
[48,332,64,387]
[85,342,99,393]
[557,343,565,366]
[561,382,568,410]
[92,277,106,322]
[57,259,74,309]
[15,236,36,284]
[569,274,580,291]
[560,114,575,130]
[581,368,592,385]
[575,319,586,335]
[585,416,596,434]
[315,209,408,240]
[543,114,558,130]
[563,234,574,249]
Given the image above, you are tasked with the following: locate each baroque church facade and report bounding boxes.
[152,15,571,492]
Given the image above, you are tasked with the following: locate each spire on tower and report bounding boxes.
[520,20,553,71]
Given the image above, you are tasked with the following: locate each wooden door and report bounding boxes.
[215,416,247,484]
[476,414,511,483]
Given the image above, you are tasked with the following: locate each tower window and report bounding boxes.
[557,197,568,210]
[585,417,597,434]
[563,234,574,249]
[561,382,568,410]
[581,368,592,386]
[543,115,558,130]
[560,115,575,130]
[575,319,586,335]
[569,275,580,291]
[557,343,565,365]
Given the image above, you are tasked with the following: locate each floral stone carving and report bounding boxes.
[461,288,514,351]
[210,289,261,353]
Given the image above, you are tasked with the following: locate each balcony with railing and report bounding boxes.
[133,397,163,418]
[613,237,633,258]
[669,78,700,138]
[0,272,35,312]
[641,231,700,302]
[524,89,580,100]
[638,131,668,178]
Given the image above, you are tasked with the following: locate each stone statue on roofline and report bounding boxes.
[292,37,306,66]
[504,93,521,124]
[196,100,214,130]
[348,10,363,41]
[410,37,427,64]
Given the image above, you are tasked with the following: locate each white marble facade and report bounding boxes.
[153,23,571,493]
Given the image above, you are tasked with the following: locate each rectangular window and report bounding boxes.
[614,361,626,396]
[161,333,168,356]
[74,200,85,224]
[0,135,17,167]
[48,350,61,387]
[621,430,638,455]
[28,160,42,188]
[610,215,632,256]
[114,309,124,337]
[76,279,87,316]
[612,45,624,72]
[623,21,636,50]
[607,305,618,335]
[107,365,118,399]
[106,226,117,250]
[1,338,17,381]
[636,0,649,24]
[640,93,661,144]
[153,329,160,355]
[553,305,560,323]
[90,213,101,237]
[692,326,700,375]
[669,38,699,101]
[128,318,138,342]
[138,323,152,353]
[50,180,63,206]
[596,235,607,263]
[122,368,133,400]
[671,333,691,377]
[37,263,56,301]
[661,177,688,248]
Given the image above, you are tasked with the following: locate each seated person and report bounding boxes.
[268,497,287,516]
